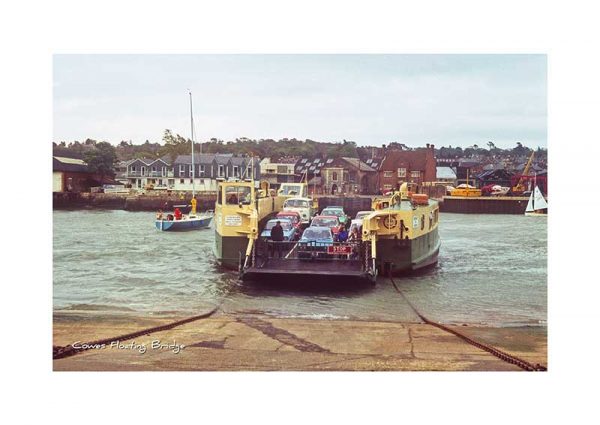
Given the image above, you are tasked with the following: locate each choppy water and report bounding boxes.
[53,210,547,326]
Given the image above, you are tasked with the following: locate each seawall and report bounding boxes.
[53,192,534,215]
[439,196,530,214]
[53,192,217,212]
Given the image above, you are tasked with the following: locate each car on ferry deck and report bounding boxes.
[276,211,303,232]
[260,218,298,241]
[283,197,314,224]
[310,215,343,237]
[352,210,372,231]
[320,206,349,226]
[297,226,334,260]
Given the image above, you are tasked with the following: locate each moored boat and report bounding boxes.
[155,90,213,231]
[524,186,548,216]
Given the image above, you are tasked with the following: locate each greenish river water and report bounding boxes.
[53,210,547,327]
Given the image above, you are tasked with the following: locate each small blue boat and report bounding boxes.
[155,213,213,231]
[155,92,215,232]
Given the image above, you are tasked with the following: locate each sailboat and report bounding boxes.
[155,91,213,231]
[524,173,548,216]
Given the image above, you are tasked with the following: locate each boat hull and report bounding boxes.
[213,231,253,269]
[376,226,440,275]
[214,211,277,269]
[155,216,213,231]
[524,211,547,217]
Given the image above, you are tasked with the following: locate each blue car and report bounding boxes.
[298,226,334,260]
[321,207,348,225]
[260,218,297,241]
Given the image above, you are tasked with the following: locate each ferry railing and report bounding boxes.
[253,239,366,269]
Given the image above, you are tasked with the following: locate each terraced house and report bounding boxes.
[126,157,172,189]
[172,154,260,192]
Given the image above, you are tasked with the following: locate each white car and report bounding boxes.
[283,197,314,224]
[352,210,372,230]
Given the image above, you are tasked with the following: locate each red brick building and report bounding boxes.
[377,144,437,192]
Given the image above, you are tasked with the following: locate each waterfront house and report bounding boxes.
[294,156,377,194]
[378,144,437,192]
[321,157,377,194]
[126,157,172,189]
[260,157,298,190]
[172,154,260,192]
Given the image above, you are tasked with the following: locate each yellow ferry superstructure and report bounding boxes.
[213,172,441,280]
[213,179,285,269]
[361,183,440,275]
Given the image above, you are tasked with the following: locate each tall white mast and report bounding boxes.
[189,90,195,199]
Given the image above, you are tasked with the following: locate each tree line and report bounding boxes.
[53,131,547,175]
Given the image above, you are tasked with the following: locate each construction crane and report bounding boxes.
[511,151,535,194]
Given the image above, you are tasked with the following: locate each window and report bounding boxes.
[411,170,420,178]
[180,179,184,184]
[233,165,239,177]
[130,166,136,173]
[189,179,193,184]
[284,199,309,208]
[218,165,225,177]
[397,168,406,178]
[179,165,185,175]
[141,166,146,176]
[189,165,194,176]
[199,165,205,176]
[277,165,287,174]
[225,186,251,205]
[151,166,157,172]
[162,167,166,176]
[384,171,393,178]
[247,164,252,177]
[332,172,338,181]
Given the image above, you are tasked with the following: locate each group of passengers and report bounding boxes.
[334,221,360,243]
[155,207,183,221]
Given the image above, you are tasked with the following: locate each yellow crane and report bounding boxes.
[512,151,535,194]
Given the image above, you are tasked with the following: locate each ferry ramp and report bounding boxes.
[241,240,375,283]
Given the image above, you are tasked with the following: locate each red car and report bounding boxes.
[276,211,303,237]
[310,215,343,236]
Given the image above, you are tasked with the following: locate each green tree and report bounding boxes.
[84,141,117,178]
[159,129,191,161]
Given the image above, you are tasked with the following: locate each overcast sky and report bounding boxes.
[53,54,546,149]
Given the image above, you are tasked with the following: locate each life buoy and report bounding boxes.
[383,215,397,229]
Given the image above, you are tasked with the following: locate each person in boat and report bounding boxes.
[269,220,284,258]
[156,210,163,220]
[174,207,182,220]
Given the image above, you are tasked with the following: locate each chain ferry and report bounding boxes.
[214,179,440,282]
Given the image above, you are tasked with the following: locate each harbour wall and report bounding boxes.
[53,192,217,212]
[53,192,533,215]
[439,196,530,214]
